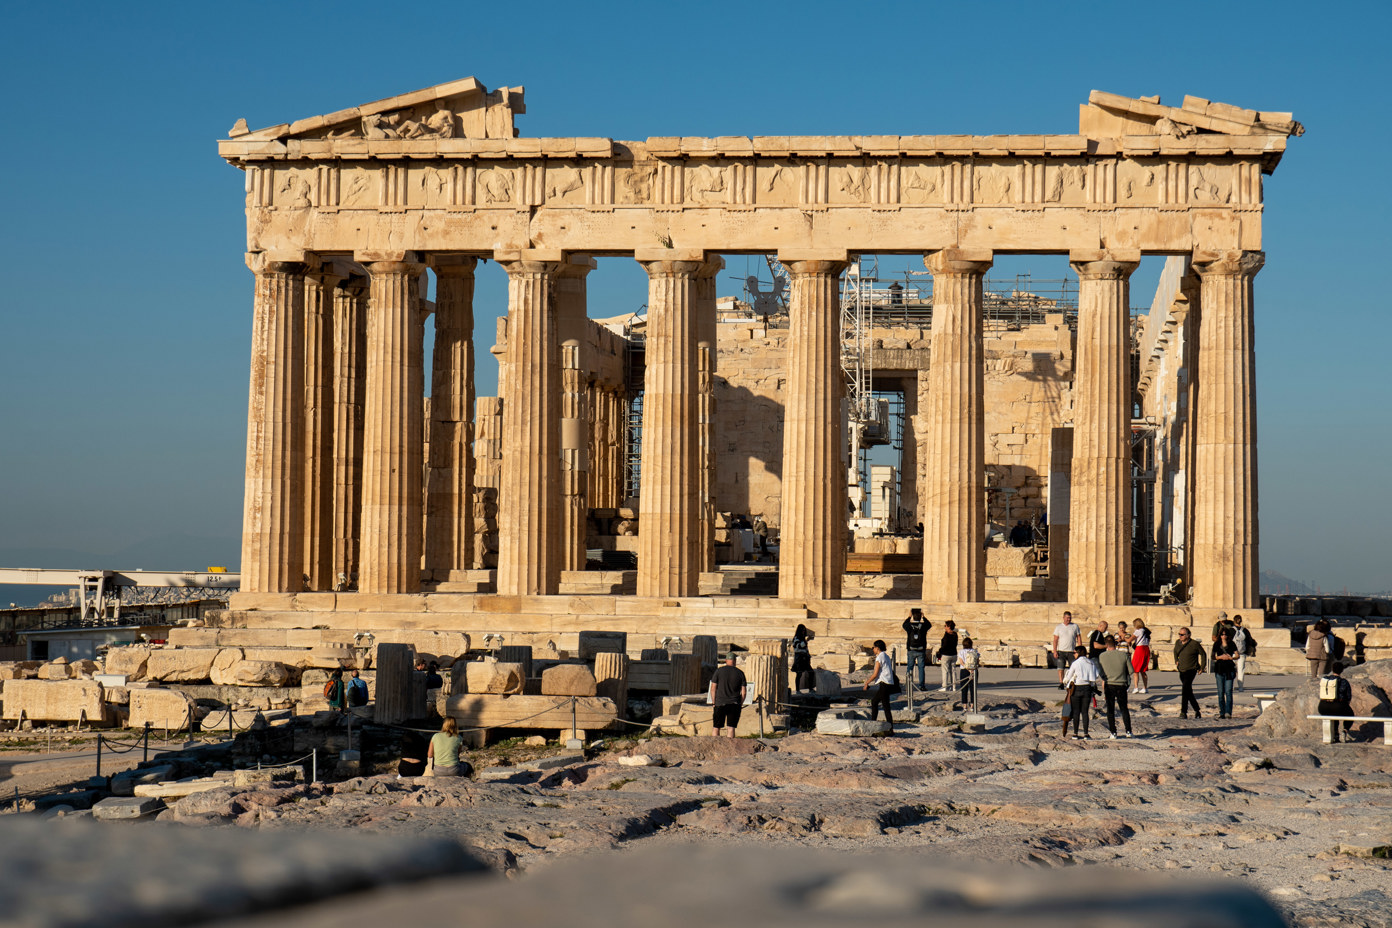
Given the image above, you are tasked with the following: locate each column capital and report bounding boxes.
[781,257,849,277]
[636,252,718,278]
[246,251,317,276]
[428,254,480,277]
[556,253,598,280]
[1191,250,1265,278]
[1069,249,1140,280]
[355,249,423,266]
[778,248,849,266]
[924,248,993,276]
[333,274,368,297]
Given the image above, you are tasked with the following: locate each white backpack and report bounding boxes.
[1318,675,1341,701]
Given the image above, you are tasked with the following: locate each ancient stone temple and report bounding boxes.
[218,77,1300,656]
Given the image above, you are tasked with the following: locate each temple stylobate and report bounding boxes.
[220,78,1300,642]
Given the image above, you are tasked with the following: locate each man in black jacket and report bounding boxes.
[1173,627,1207,719]
[902,608,931,690]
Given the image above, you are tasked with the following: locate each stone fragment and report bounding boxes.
[92,796,164,821]
[815,708,890,737]
[209,647,246,684]
[0,679,104,723]
[540,663,597,697]
[127,688,195,731]
[38,658,72,680]
[146,648,219,683]
[111,765,176,797]
[465,661,525,695]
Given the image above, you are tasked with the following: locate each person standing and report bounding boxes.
[790,624,816,694]
[325,668,346,713]
[937,620,959,693]
[1087,620,1110,660]
[1130,618,1152,694]
[1231,615,1251,692]
[1306,619,1330,679]
[1061,646,1100,739]
[1052,612,1081,690]
[1173,627,1207,719]
[861,639,896,732]
[902,608,932,691]
[1212,627,1240,719]
[1097,635,1133,738]
[708,652,747,738]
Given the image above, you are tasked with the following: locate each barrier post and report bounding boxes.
[96,735,103,779]
[143,723,150,763]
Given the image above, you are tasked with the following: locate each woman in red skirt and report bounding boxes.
[1129,618,1152,694]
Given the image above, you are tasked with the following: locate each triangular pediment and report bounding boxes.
[1082,91,1302,139]
[228,77,525,143]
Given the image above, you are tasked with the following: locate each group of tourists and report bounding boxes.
[899,609,979,695]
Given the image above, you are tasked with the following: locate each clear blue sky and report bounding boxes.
[1,0,1388,600]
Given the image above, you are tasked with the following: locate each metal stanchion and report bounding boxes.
[142,723,150,763]
[95,734,103,778]
[311,749,318,784]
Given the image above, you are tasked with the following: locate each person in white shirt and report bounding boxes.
[1061,646,1101,739]
[1052,611,1081,689]
[957,637,981,709]
[860,639,897,733]
[1231,614,1250,692]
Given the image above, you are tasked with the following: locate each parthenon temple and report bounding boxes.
[218,77,1301,656]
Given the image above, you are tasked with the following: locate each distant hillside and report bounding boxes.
[1261,570,1316,596]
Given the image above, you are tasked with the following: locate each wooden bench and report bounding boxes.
[1307,714,1392,745]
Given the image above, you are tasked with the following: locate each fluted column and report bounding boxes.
[557,256,596,573]
[424,255,478,582]
[921,249,992,603]
[1191,250,1263,608]
[635,250,715,598]
[330,275,368,590]
[778,257,849,600]
[695,259,722,574]
[240,254,309,594]
[303,264,343,591]
[357,255,426,594]
[496,252,563,595]
[1068,250,1139,606]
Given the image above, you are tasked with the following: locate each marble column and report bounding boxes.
[495,251,563,596]
[240,254,309,594]
[1067,251,1140,606]
[330,275,368,590]
[303,264,343,591]
[778,257,849,600]
[635,250,715,598]
[695,259,722,575]
[1191,250,1263,609]
[557,256,596,573]
[424,256,478,583]
[357,255,426,595]
[921,249,992,603]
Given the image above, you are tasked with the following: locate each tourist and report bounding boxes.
[1052,612,1081,689]
[902,607,931,690]
[1173,627,1207,719]
[937,620,959,693]
[861,639,896,733]
[1231,615,1251,692]
[958,636,981,709]
[428,717,465,777]
[1097,635,1133,738]
[1211,611,1236,644]
[1061,645,1100,740]
[398,729,427,777]
[1130,618,1152,694]
[425,661,444,691]
[1306,619,1330,678]
[708,652,747,738]
[346,668,369,707]
[1317,662,1355,743]
[1009,520,1032,547]
[325,668,346,712]
[1088,620,1110,660]
[790,624,816,694]
[1212,627,1240,719]
[1116,621,1131,657]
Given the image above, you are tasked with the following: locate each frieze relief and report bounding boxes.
[545,165,586,205]
[973,163,1013,205]
[903,164,943,205]
[686,163,727,205]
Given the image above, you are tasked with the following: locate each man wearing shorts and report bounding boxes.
[708,652,747,737]
[1052,611,1081,689]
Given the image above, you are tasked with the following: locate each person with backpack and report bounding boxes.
[346,669,369,707]
[1317,662,1355,743]
[901,608,931,691]
[957,636,981,710]
[325,668,346,712]
[790,624,816,694]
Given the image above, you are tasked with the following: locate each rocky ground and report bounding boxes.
[6,674,1390,927]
